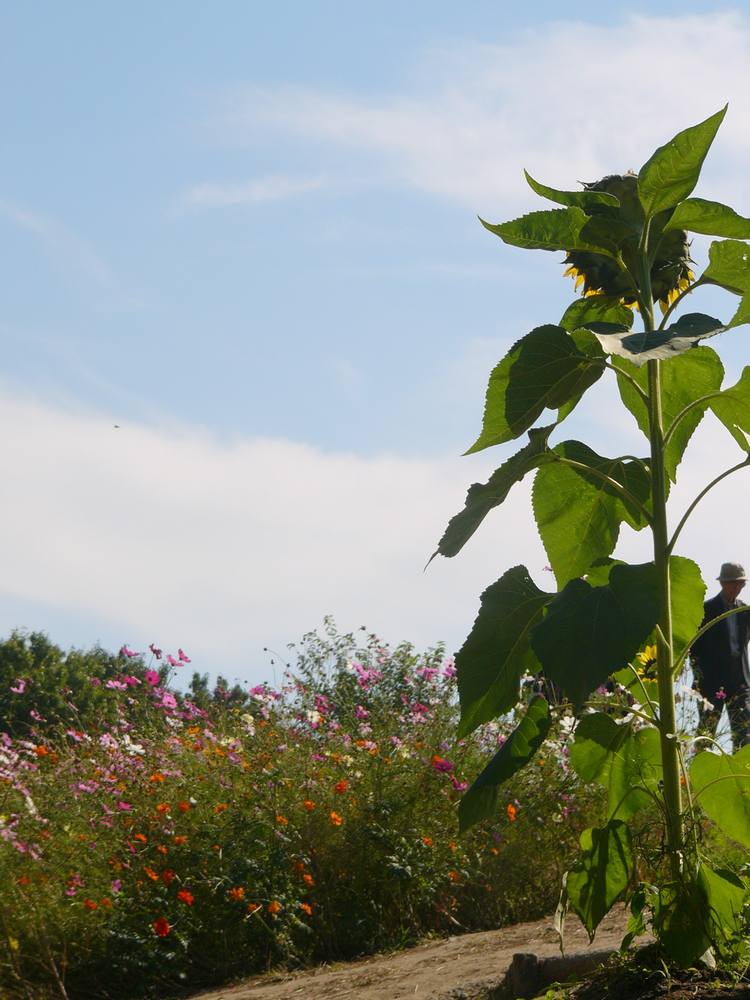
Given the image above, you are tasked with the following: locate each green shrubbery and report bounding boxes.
[0,623,601,999]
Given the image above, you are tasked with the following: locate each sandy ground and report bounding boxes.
[190,907,632,1000]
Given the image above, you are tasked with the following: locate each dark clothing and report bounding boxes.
[691,592,750,747]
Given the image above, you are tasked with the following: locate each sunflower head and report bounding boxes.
[563,173,693,313]
[635,643,658,679]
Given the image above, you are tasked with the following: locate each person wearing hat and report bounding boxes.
[691,562,750,747]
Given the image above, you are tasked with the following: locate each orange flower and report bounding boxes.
[334,780,348,794]
[303,873,315,887]
[213,803,229,815]
[292,860,306,872]
[83,899,98,910]
[228,886,245,901]
[173,835,187,846]
[448,841,457,853]
[421,836,433,848]
[329,811,343,827]
[134,833,148,843]
[152,916,170,937]
[15,875,31,886]
[178,801,190,813]
[156,844,168,856]
[303,800,316,812]
[177,889,194,906]
[149,773,165,783]
[267,900,282,915]
[300,902,313,916]
[34,745,49,757]
[506,803,518,823]
[490,847,499,856]
[275,814,289,826]
[144,867,159,882]
[100,898,112,909]
[448,870,460,883]
[156,803,170,815]
[161,869,175,885]
[246,902,261,915]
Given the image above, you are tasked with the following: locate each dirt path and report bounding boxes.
[192,907,634,1000]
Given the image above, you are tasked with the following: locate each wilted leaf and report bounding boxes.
[594,312,725,365]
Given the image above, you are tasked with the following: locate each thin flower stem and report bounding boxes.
[667,456,750,557]
[553,457,653,525]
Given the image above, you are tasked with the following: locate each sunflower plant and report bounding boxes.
[435,105,750,966]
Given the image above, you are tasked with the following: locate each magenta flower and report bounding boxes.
[149,643,162,659]
[111,878,122,894]
[354,705,369,720]
[431,755,454,774]
[715,687,727,701]
[10,678,26,694]
[119,645,139,658]
[159,692,178,710]
[144,670,159,687]
[178,648,191,663]
[167,655,180,667]
[116,801,133,811]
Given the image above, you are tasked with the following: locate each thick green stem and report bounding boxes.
[642,250,684,876]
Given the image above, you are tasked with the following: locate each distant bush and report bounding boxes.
[0,621,602,999]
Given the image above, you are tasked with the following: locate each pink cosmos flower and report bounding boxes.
[167,655,180,668]
[715,687,727,701]
[178,648,191,663]
[120,645,139,658]
[431,755,454,774]
[354,705,369,720]
[160,692,177,710]
[111,878,122,894]
[10,678,26,694]
[149,643,162,659]
[116,801,133,811]
[144,670,159,687]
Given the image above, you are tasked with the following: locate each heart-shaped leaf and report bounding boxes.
[566,820,634,939]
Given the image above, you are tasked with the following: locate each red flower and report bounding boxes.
[152,916,170,937]
[177,889,194,905]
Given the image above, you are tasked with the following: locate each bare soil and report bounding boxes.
[190,906,637,1000]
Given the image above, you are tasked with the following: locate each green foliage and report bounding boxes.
[443,104,750,968]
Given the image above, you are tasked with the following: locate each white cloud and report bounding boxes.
[216,12,750,213]
[1,382,749,686]
[182,173,326,208]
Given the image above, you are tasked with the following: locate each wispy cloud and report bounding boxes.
[0,199,115,288]
[182,173,326,208]
[215,12,750,213]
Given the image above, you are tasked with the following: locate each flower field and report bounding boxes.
[0,622,602,1000]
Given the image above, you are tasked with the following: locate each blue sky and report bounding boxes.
[2,4,750,688]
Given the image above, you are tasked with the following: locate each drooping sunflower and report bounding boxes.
[563,173,694,313]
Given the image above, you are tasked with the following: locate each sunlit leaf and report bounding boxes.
[456,567,553,738]
[669,555,707,655]
[458,696,550,832]
[638,106,728,217]
[691,744,750,848]
[566,820,633,939]
[665,198,750,238]
[466,325,605,453]
[608,726,662,821]
[702,239,750,329]
[480,207,616,256]
[569,712,628,784]
[710,367,750,452]
[614,347,724,481]
[559,296,634,333]
[533,441,650,587]
[524,170,620,210]
[531,562,659,708]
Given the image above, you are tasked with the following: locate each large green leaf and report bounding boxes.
[532,441,651,587]
[637,106,727,218]
[699,865,746,955]
[569,712,629,784]
[458,696,550,832]
[566,820,633,939]
[524,170,619,210]
[456,567,553,738]
[608,726,662,821]
[556,328,612,423]
[702,239,750,329]
[433,426,554,562]
[653,880,711,967]
[669,555,707,655]
[710,367,750,451]
[480,207,616,256]
[466,325,605,453]
[531,562,659,708]
[559,295,634,333]
[691,743,750,848]
[614,346,724,480]
[665,198,750,238]
[594,312,725,365]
